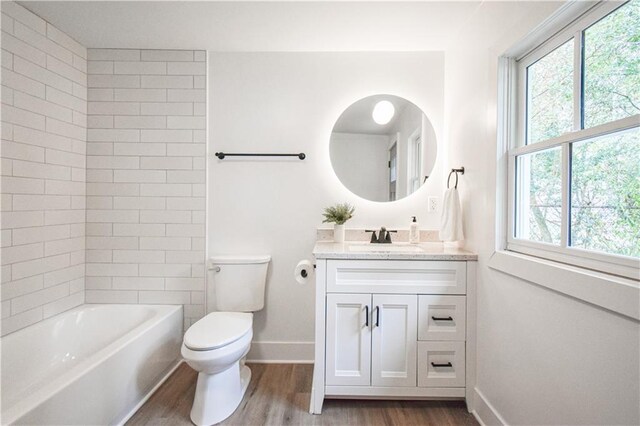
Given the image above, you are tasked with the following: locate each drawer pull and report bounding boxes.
[365,305,369,327]
[431,362,453,368]
[375,306,381,327]
[431,316,453,321]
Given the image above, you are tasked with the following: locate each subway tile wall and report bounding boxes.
[1,2,87,335]
[85,48,206,329]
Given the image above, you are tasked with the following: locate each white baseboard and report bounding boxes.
[472,387,507,426]
[246,341,314,363]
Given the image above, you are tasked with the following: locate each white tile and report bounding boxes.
[46,55,85,83]
[113,169,166,183]
[73,55,87,73]
[12,159,70,180]
[88,88,114,101]
[113,196,164,210]
[166,224,204,237]
[45,148,85,168]
[141,50,193,62]
[139,210,191,224]
[167,170,205,183]
[193,51,205,62]
[42,291,82,318]
[165,277,204,291]
[114,115,166,129]
[86,143,113,156]
[1,104,45,130]
[1,176,45,194]
[46,117,85,141]
[1,32,46,67]
[140,183,191,197]
[1,140,45,162]
[167,116,205,129]
[112,250,165,263]
[139,237,190,250]
[12,194,70,211]
[87,115,114,128]
[46,86,86,113]
[86,236,138,250]
[167,89,205,102]
[44,236,84,257]
[13,21,73,64]
[86,223,113,236]
[89,101,139,115]
[86,196,113,209]
[1,275,43,300]
[1,306,42,336]
[141,75,192,89]
[88,49,140,61]
[86,209,139,223]
[140,157,192,170]
[85,277,111,290]
[43,263,83,287]
[112,277,163,291]
[13,125,73,151]
[114,88,166,102]
[2,48,14,69]
[87,61,113,74]
[11,253,69,281]
[86,156,139,170]
[86,169,114,183]
[87,128,139,142]
[86,289,138,303]
[44,209,84,225]
[166,197,205,211]
[140,129,191,143]
[167,62,205,75]
[166,143,205,157]
[193,76,205,89]
[140,102,192,116]
[14,56,72,93]
[14,91,73,122]
[86,263,138,277]
[114,61,166,75]
[138,290,190,304]
[1,242,43,265]
[87,182,139,196]
[113,142,165,156]
[88,74,140,88]
[45,180,85,196]
[166,251,205,264]
[86,249,112,262]
[113,224,165,237]
[11,282,69,314]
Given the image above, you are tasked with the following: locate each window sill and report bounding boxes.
[488,250,639,321]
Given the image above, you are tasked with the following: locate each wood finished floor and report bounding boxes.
[127,363,479,426]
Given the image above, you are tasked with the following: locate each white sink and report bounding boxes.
[348,243,425,253]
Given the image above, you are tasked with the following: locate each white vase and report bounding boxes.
[333,224,345,243]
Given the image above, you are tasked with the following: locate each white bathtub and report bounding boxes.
[1,304,183,425]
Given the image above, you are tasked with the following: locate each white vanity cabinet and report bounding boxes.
[310,246,477,414]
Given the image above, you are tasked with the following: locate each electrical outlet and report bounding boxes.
[428,196,438,213]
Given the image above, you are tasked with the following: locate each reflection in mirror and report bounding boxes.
[330,94,437,202]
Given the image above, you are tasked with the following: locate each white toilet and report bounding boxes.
[181,255,270,426]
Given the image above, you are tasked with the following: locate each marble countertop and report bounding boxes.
[313,241,477,261]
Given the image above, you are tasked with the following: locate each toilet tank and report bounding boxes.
[208,255,271,313]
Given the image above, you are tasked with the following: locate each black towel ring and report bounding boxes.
[447,167,465,189]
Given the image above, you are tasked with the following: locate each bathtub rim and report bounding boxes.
[1,303,183,425]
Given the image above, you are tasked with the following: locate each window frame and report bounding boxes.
[506,0,640,280]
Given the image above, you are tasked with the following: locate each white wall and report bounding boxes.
[84,49,207,330]
[208,52,444,359]
[443,4,640,425]
[330,132,389,202]
[1,2,87,335]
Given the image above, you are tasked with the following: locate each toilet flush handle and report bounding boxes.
[213,266,221,272]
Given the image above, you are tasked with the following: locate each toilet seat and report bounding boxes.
[184,312,252,351]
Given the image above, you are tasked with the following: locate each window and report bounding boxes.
[407,128,422,195]
[509,1,639,278]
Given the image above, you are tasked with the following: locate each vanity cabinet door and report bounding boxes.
[325,294,372,386]
[371,294,417,387]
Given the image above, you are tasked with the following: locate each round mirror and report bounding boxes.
[330,94,437,202]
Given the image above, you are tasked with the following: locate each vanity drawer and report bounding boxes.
[417,341,466,388]
[418,295,466,341]
[326,260,466,295]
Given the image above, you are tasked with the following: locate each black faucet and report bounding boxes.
[365,227,398,244]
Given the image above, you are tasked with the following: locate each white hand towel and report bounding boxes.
[439,188,464,242]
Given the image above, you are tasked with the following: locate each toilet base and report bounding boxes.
[190,361,251,426]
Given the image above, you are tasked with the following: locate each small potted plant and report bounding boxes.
[322,203,355,243]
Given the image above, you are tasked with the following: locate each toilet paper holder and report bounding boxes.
[300,264,316,278]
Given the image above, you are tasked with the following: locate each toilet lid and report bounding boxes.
[184,312,252,351]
